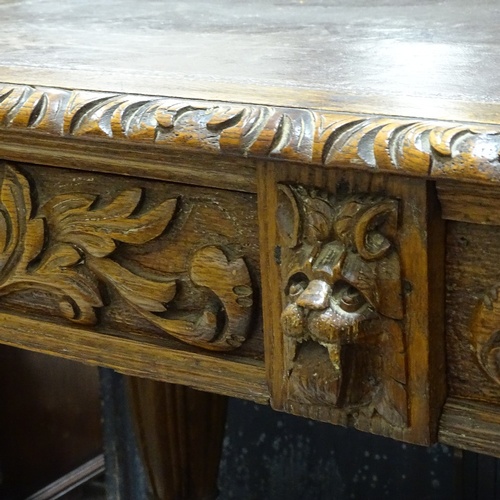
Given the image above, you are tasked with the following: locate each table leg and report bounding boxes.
[127,378,228,500]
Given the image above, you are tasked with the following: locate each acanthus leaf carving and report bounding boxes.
[190,245,253,349]
[41,189,178,256]
[0,163,254,351]
[277,183,408,428]
[0,166,102,324]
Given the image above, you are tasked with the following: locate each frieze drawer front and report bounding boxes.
[259,164,445,446]
[0,161,267,402]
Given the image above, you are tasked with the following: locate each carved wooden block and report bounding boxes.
[278,186,406,426]
[0,162,261,356]
[259,165,445,445]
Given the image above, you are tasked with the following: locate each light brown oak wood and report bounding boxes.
[445,222,500,406]
[437,181,500,226]
[258,164,445,445]
[0,84,500,186]
[0,312,268,404]
[0,0,500,492]
[0,161,262,356]
[2,0,500,124]
[439,399,500,458]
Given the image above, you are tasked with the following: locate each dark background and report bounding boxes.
[0,350,499,499]
[218,398,455,500]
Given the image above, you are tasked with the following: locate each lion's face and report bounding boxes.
[277,185,403,408]
[281,273,377,373]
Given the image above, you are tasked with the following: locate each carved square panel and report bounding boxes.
[258,165,445,445]
[0,161,262,358]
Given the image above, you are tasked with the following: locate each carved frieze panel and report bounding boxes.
[259,166,445,445]
[445,222,500,404]
[0,162,259,353]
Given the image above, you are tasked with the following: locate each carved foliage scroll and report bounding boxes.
[0,163,254,351]
[277,184,408,427]
[472,284,500,385]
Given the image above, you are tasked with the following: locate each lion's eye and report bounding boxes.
[289,282,306,297]
[286,272,309,299]
[333,282,366,313]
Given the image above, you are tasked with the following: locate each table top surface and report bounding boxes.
[1,0,500,123]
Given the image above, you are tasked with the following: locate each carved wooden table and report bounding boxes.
[0,0,499,497]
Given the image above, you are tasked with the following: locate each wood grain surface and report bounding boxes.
[128,380,226,500]
[2,0,500,463]
[0,161,268,404]
[438,182,500,225]
[0,311,268,403]
[446,222,500,405]
[440,398,500,458]
[1,0,500,123]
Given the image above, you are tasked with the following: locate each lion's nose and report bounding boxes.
[296,279,331,310]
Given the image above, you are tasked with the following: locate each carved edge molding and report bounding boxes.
[0,83,499,185]
[0,163,254,351]
[472,284,500,384]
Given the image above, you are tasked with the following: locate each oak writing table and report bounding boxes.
[0,0,499,497]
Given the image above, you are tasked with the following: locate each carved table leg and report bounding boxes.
[127,377,227,500]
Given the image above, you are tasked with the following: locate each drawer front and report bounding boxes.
[0,161,266,401]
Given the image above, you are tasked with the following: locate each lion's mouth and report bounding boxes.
[281,299,378,407]
[287,340,345,406]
